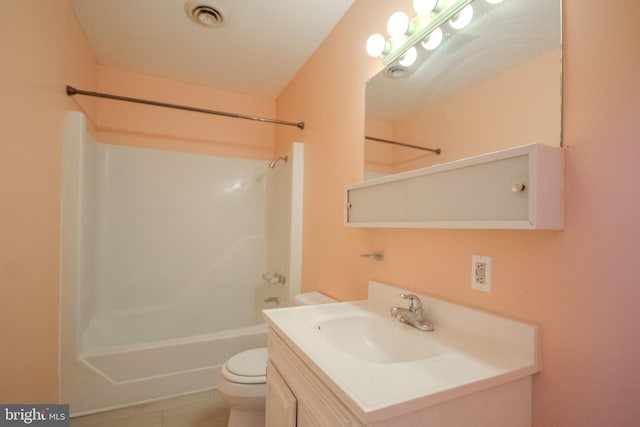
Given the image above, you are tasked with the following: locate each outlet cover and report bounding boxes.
[471,255,491,293]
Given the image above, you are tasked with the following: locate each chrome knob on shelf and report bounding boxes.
[511,182,526,193]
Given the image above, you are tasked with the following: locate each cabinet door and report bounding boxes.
[266,361,296,427]
[406,154,529,222]
[269,331,363,427]
[346,179,407,223]
[297,403,322,427]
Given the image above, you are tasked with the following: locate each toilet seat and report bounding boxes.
[222,347,268,384]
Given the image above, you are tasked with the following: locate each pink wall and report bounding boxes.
[0,0,97,402]
[94,66,277,159]
[2,1,639,424]
[277,0,640,425]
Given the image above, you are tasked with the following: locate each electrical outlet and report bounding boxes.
[471,255,491,293]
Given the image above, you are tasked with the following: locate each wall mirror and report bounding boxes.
[364,0,562,180]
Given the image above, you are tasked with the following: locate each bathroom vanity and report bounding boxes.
[262,281,539,426]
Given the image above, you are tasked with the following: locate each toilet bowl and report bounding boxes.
[217,348,268,427]
[217,292,335,427]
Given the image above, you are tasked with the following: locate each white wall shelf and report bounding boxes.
[345,144,563,230]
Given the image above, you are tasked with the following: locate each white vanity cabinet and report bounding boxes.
[345,143,563,229]
[263,281,540,427]
[266,324,534,427]
[266,330,363,427]
[265,360,297,427]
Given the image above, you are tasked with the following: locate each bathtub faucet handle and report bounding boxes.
[261,272,286,285]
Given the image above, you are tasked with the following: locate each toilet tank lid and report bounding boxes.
[226,347,268,377]
[293,291,336,306]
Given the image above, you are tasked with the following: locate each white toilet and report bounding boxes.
[217,292,336,427]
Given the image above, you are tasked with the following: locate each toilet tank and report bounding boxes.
[293,291,336,306]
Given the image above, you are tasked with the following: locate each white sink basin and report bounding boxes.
[262,281,539,422]
[311,312,440,363]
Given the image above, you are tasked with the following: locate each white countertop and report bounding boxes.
[262,281,539,424]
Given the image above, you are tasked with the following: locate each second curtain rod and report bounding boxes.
[66,85,305,130]
[365,136,441,155]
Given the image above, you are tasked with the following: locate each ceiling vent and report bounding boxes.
[185,0,227,28]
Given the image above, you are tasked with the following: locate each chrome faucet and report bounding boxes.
[390,293,434,331]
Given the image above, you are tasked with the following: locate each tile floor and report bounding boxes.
[69,390,230,427]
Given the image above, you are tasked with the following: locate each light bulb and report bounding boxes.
[413,0,438,15]
[449,4,473,29]
[421,27,443,50]
[366,33,387,57]
[387,12,410,38]
[399,46,417,67]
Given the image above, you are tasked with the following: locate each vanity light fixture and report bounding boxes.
[399,46,418,66]
[448,4,474,30]
[421,27,443,50]
[387,12,411,38]
[366,0,504,66]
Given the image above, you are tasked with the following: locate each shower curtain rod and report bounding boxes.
[66,85,305,130]
[365,135,441,155]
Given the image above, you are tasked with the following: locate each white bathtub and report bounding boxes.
[81,323,267,384]
[67,322,266,416]
[61,113,303,416]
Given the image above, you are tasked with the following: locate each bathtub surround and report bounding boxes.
[61,113,302,415]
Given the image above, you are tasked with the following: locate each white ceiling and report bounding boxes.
[70,0,355,99]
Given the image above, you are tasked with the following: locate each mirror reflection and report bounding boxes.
[364,0,562,180]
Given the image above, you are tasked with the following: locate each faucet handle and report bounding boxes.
[400,293,422,311]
